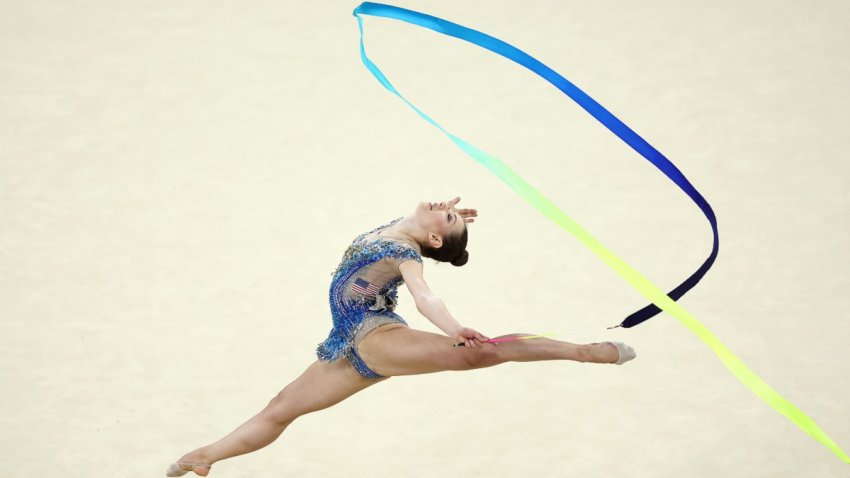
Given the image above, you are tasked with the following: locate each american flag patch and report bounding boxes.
[351,278,380,297]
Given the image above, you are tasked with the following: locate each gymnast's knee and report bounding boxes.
[456,346,503,370]
[264,388,299,426]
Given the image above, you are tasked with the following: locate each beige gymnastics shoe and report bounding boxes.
[603,341,637,365]
[165,462,211,477]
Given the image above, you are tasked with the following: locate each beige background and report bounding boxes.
[1,1,848,477]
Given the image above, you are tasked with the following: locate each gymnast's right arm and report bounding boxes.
[399,260,489,347]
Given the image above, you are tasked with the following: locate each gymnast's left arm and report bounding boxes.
[399,259,489,347]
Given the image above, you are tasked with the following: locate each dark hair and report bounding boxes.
[420,227,469,267]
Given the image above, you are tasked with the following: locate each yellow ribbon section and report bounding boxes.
[454,135,850,464]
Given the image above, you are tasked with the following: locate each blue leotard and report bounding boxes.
[317,218,422,378]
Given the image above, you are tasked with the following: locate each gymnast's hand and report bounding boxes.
[445,196,477,223]
[453,326,490,348]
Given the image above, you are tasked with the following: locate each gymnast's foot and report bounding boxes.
[166,451,212,477]
[591,342,636,365]
[601,342,637,365]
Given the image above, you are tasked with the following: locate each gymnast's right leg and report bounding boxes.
[357,324,635,377]
[166,359,382,476]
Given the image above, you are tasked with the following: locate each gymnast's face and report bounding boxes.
[415,201,466,244]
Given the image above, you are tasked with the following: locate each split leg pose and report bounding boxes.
[166,198,635,476]
[167,332,630,476]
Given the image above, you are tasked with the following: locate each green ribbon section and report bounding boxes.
[353,3,849,463]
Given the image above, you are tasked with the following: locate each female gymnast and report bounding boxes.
[166,197,636,476]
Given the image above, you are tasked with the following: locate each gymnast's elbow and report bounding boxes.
[414,293,442,315]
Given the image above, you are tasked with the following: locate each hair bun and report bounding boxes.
[450,250,469,267]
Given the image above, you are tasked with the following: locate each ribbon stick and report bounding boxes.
[352,2,849,463]
[452,334,556,348]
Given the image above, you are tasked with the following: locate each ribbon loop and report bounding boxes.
[352,2,849,463]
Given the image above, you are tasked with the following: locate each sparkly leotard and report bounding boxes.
[317,218,422,378]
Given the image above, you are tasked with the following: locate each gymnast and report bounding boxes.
[166,196,636,476]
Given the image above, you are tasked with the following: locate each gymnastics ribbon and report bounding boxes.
[356,3,718,329]
[352,2,849,463]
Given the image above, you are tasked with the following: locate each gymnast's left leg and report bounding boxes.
[166,359,382,477]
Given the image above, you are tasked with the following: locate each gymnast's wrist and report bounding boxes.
[445,324,465,338]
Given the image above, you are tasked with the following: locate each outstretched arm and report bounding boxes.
[399,260,489,347]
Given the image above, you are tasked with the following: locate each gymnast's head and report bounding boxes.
[414,200,469,267]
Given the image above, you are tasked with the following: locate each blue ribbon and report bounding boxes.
[353,2,718,328]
